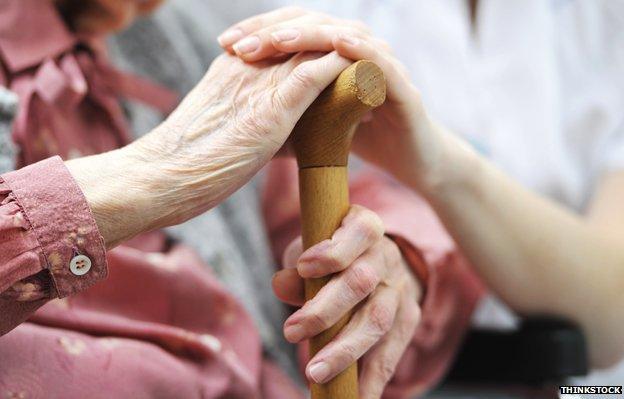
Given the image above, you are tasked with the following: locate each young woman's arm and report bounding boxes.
[423,131,624,368]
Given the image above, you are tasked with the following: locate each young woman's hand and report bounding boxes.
[272,205,422,399]
[68,51,353,247]
[217,7,450,191]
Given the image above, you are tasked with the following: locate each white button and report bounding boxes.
[69,255,92,276]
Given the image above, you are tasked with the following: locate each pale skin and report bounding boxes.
[219,4,624,383]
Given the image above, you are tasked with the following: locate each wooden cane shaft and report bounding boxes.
[293,60,385,399]
[299,167,357,399]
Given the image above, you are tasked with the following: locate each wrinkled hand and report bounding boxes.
[272,205,422,399]
[70,51,352,247]
[218,7,447,190]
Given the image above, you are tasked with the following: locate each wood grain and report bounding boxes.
[292,60,386,169]
[292,60,386,399]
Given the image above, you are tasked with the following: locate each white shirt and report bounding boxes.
[262,0,624,387]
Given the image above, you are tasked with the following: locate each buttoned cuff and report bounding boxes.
[2,156,107,297]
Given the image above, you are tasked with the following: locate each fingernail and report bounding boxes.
[308,362,331,384]
[271,28,300,42]
[338,34,359,46]
[218,28,244,46]
[233,35,260,54]
[284,324,305,343]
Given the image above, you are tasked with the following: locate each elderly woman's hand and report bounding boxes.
[67,51,352,247]
[218,7,453,193]
[272,205,422,399]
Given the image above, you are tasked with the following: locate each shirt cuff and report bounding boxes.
[386,232,430,304]
[2,156,107,297]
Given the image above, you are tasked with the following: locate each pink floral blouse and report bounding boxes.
[0,1,484,398]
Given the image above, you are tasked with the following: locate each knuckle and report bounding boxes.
[290,62,320,91]
[367,303,395,335]
[336,341,359,364]
[319,248,344,272]
[306,309,331,331]
[351,206,384,240]
[345,265,379,299]
[383,239,402,265]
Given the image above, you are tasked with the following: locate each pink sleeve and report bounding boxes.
[262,159,485,396]
[0,156,107,335]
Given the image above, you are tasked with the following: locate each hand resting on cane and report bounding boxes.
[66,51,352,248]
[272,205,422,396]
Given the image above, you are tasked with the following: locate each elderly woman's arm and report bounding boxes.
[66,51,353,249]
[221,7,624,369]
[0,50,354,335]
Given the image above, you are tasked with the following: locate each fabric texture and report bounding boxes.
[0,157,107,337]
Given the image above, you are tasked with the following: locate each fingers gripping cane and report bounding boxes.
[291,60,386,399]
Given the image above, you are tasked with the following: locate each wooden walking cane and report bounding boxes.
[291,60,386,399]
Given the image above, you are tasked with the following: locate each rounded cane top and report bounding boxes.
[291,60,386,169]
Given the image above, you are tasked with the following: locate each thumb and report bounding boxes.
[272,268,305,306]
[272,237,305,306]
